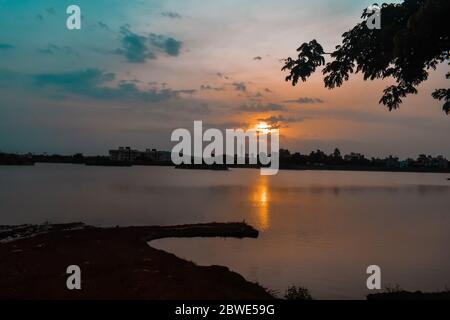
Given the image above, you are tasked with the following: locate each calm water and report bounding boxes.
[1,164,450,299]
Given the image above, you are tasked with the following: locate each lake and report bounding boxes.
[1,164,449,299]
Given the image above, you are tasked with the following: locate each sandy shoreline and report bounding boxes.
[0,222,272,300]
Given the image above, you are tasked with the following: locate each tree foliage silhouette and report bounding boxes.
[282,0,450,114]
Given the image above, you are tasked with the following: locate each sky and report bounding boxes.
[0,0,448,158]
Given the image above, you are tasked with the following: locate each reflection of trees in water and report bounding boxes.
[268,185,450,195]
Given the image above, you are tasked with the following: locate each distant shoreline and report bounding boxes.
[2,160,450,175]
[2,149,449,174]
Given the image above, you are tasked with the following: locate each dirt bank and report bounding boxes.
[0,222,272,300]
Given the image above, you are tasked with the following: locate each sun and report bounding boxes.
[256,121,271,134]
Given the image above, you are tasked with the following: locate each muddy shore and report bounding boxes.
[0,222,272,300]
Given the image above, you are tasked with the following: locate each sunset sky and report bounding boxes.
[0,0,448,158]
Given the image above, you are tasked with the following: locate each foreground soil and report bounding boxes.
[0,223,273,300]
[368,291,450,300]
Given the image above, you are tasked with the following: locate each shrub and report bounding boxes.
[284,285,312,300]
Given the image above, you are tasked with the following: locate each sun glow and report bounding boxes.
[256,121,272,134]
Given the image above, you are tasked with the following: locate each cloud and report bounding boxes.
[161,11,182,19]
[246,91,264,102]
[238,103,285,112]
[34,68,114,89]
[119,78,141,84]
[253,56,262,60]
[32,68,182,103]
[200,84,225,91]
[0,69,28,87]
[216,72,230,80]
[249,92,263,99]
[148,33,183,57]
[115,26,156,63]
[176,89,197,95]
[45,8,56,15]
[98,21,110,30]
[205,120,248,130]
[37,44,79,56]
[284,97,324,104]
[258,115,306,128]
[232,82,247,92]
[115,27,183,63]
[0,43,14,50]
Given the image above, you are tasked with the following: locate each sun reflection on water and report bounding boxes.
[251,176,270,231]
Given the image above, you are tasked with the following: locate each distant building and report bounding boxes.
[109,147,172,163]
[416,154,448,169]
[109,147,141,162]
[434,155,448,169]
[399,159,413,169]
[157,151,172,162]
[384,155,400,168]
[144,148,158,161]
[417,154,432,167]
[344,152,364,162]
